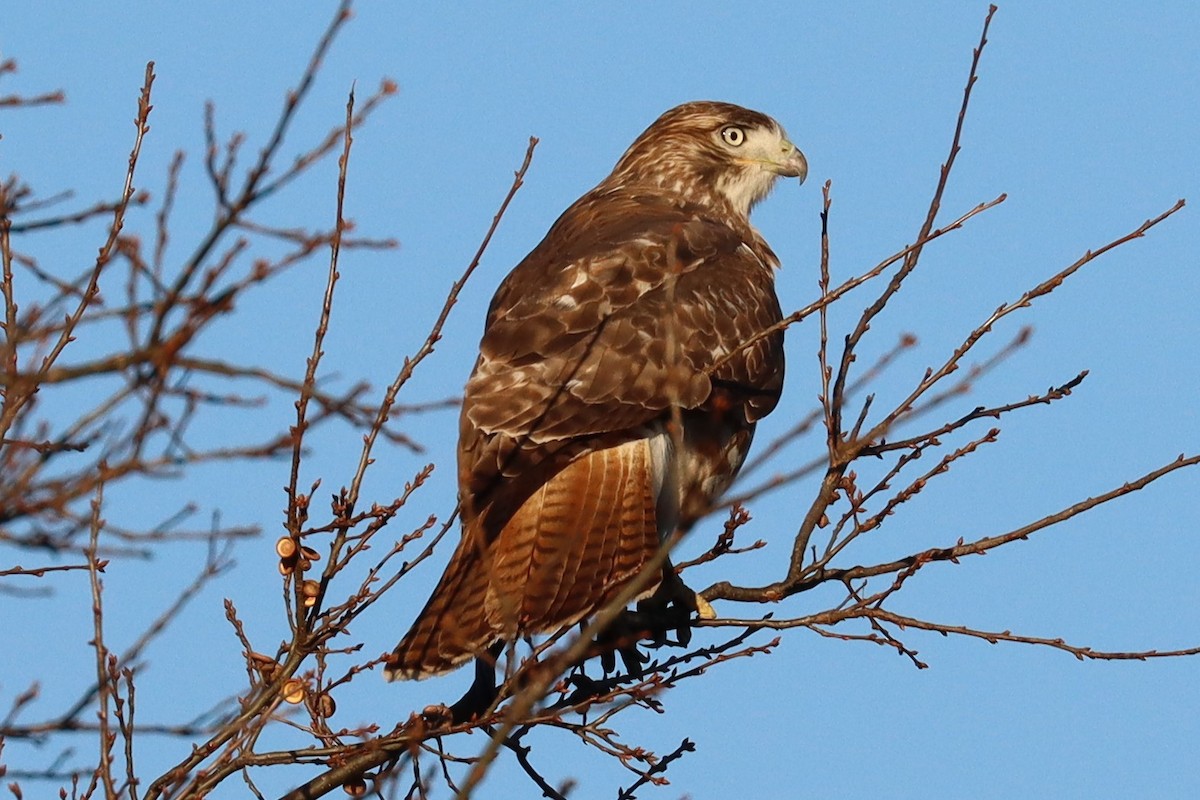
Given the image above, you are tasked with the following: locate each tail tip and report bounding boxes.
[383,648,462,682]
[382,650,425,682]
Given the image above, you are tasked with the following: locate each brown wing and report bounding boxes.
[461,191,784,525]
[385,191,784,679]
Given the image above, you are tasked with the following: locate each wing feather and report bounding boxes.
[459,192,783,532]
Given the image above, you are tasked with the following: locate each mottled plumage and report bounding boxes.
[386,101,806,681]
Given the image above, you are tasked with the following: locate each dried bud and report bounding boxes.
[420,704,454,727]
[282,679,306,704]
[275,536,298,559]
[301,580,320,608]
[249,652,280,681]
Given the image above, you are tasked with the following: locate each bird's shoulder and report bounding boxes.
[458,187,785,529]
[481,187,771,363]
[462,186,783,447]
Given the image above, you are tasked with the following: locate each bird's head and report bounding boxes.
[608,100,807,219]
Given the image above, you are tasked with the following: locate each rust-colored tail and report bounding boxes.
[384,531,497,681]
[385,438,663,681]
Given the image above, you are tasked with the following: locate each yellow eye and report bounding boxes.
[720,126,746,147]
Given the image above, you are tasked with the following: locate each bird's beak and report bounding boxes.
[773,140,808,184]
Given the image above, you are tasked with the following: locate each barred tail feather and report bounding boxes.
[384,531,498,681]
[386,437,665,681]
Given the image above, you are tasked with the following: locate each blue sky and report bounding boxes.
[3,2,1198,797]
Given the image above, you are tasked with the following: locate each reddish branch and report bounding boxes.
[703,453,1200,605]
[0,0,406,564]
[0,56,65,109]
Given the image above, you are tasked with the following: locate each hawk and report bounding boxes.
[386,101,806,690]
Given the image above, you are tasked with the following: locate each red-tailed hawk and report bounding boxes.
[386,101,806,687]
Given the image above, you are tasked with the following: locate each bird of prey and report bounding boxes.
[385,101,806,690]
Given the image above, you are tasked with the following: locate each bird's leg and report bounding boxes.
[634,560,703,646]
[590,614,651,677]
[447,642,503,723]
[589,559,708,678]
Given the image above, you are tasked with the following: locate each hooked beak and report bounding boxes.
[772,140,808,183]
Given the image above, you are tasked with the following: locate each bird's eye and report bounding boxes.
[720,126,746,147]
